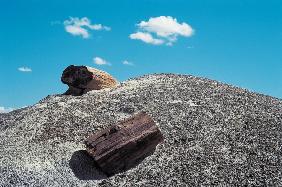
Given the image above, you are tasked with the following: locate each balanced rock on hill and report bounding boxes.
[61,65,118,96]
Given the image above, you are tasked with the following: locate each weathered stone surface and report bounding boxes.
[61,65,118,95]
[85,112,164,176]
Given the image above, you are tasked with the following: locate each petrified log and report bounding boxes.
[61,65,118,96]
[84,112,164,176]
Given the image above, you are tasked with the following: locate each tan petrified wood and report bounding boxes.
[61,65,118,96]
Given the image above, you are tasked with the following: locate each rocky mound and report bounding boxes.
[1,74,282,186]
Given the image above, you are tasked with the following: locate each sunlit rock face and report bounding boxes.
[61,65,118,96]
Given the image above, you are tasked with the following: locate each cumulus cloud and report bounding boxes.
[122,60,134,66]
[130,16,194,45]
[93,57,111,66]
[129,32,164,45]
[0,106,14,113]
[64,17,111,39]
[138,16,193,37]
[18,67,32,72]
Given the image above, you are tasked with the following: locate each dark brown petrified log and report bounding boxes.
[84,112,164,176]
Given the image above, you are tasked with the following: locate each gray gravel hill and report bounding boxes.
[1,74,282,186]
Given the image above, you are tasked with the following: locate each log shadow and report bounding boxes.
[69,149,154,179]
[69,150,108,180]
[100,149,155,177]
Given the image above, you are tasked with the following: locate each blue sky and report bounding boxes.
[0,0,282,111]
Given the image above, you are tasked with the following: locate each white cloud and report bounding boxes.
[138,16,194,37]
[130,16,194,45]
[122,60,134,66]
[0,106,14,113]
[129,32,164,45]
[18,67,32,72]
[93,57,111,66]
[64,17,111,39]
[65,25,89,38]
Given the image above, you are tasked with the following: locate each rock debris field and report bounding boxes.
[1,74,282,186]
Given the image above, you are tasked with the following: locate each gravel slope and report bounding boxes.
[1,74,282,186]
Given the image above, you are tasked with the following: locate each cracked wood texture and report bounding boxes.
[84,112,164,176]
